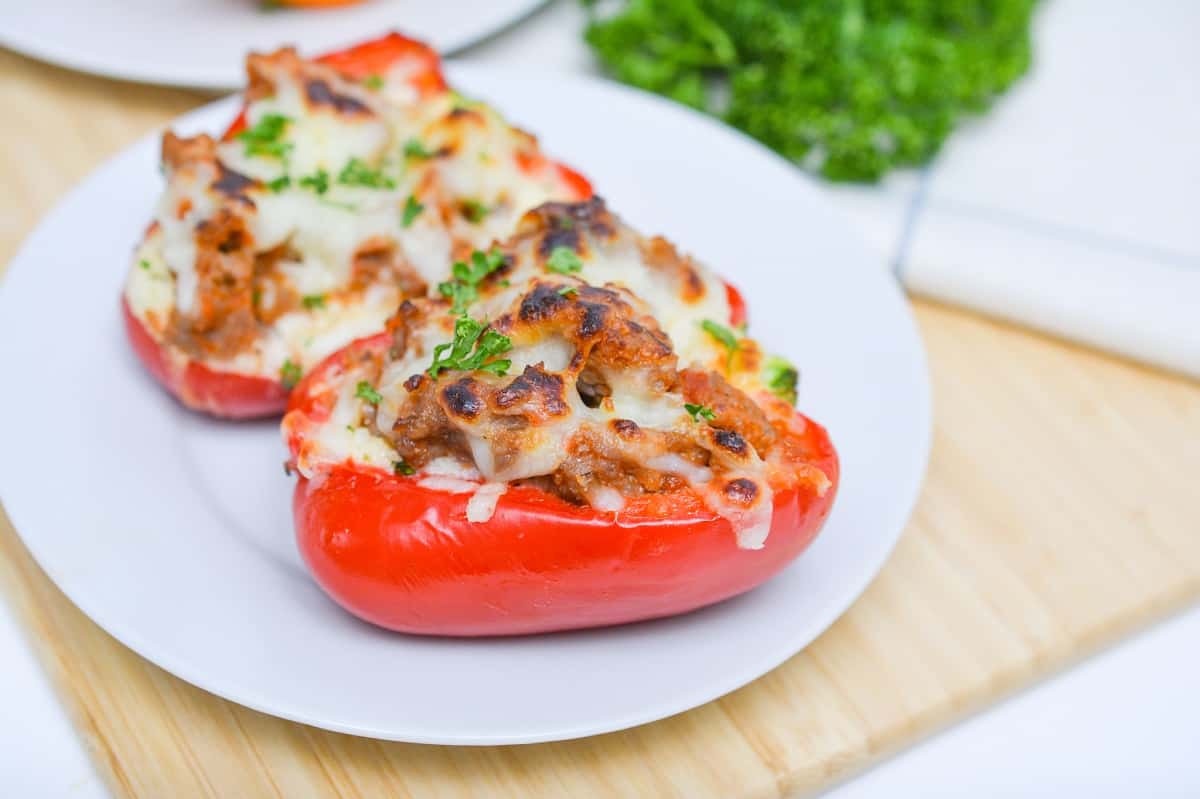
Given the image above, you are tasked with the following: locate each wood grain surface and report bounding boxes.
[2,48,1198,798]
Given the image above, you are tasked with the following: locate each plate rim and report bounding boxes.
[0,66,931,744]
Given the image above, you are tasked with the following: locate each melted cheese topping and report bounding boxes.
[290,201,802,549]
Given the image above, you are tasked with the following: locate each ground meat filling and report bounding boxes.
[374,294,776,505]
[167,209,258,359]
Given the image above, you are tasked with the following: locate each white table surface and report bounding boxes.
[2,1,1198,794]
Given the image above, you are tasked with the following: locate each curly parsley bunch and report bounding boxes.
[585,0,1037,181]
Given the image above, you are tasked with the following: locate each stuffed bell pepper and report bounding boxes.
[283,198,838,636]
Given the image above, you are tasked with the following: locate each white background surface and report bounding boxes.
[2,0,1198,794]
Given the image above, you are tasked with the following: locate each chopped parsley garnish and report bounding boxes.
[393,459,416,476]
[251,288,262,307]
[436,249,506,314]
[557,285,578,297]
[280,359,302,389]
[427,316,513,379]
[685,403,717,423]
[363,74,385,90]
[545,246,583,275]
[237,113,292,160]
[401,195,425,227]
[701,319,740,368]
[265,175,291,193]
[355,380,383,405]
[763,355,800,405]
[139,259,151,270]
[403,138,436,159]
[298,169,330,195]
[460,199,489,223]
[337,158,396,189]
[301,294,326,310]
[438,281,476,316]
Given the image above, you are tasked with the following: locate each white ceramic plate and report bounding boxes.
[0,67,930,744]
[0,0,544,89]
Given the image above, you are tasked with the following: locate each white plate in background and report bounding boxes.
[0,0,545,88]
[0,67,930,744]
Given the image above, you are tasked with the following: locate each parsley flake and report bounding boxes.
[545,246,583,275]
[427,316,513,379]
[685,403,717,423]
[301,294,326,310]
[280,359,302,389]
[460,199,489,223]
[298,169,330,195]
[403,138,436,159]
[237,113,292,160]
[401,194,424,227]
[763,355,800,405]
[265,175,291,193]
[393,459,416,476]
[139,259,151,271]
[557,285,578,297]
[355,380,383,405]
[337,158,396,189]
[436,249,506,314]
[701,319,740,368]
[363,74,384,90]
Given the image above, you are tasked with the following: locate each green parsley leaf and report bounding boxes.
[298,169,329,195]
[403,138,436,159]
[557,285,578,297]
[701,318,740,368]
[763,355,800,405]
[427,316,513,379]
[337,158,396,189]
[460,198,489,223]
[279,359,302,389]
[545,246,583,275]
[437,280,477,316]
[436,249,506,314]
[363,74,385,90]
[401,194,425,227]
[684,403,717,422]
[252,288,262,307]
[237,113,292,160]
[393,459,416,476]
[301,294,326,310]
[265,175,291,193]
[139,259,151,271]
[355,380,383,405]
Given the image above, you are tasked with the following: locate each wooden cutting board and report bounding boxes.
[2,49,1198,798]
